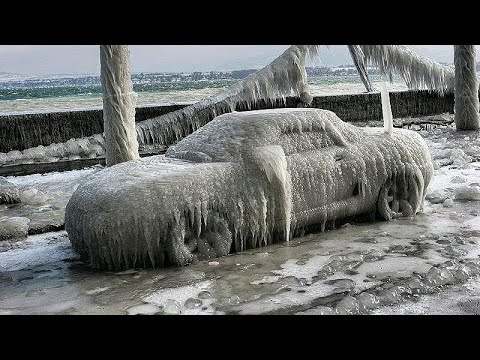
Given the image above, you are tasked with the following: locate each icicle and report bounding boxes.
[380,83,394,135]
[348,45,373,92]
[250,145,292,242]
[135,45,320,149]
[359,45,455,95]
[0,133,107,165]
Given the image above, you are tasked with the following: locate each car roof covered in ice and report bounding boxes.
[166,108,361,163]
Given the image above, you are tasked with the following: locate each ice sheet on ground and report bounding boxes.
[0,119,479,314]
[0,167,99,237]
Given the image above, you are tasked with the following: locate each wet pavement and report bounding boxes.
[0,197,479,315]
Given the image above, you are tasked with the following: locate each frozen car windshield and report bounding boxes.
[166,108,358,163]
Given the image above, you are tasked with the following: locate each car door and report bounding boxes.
[283,121,361,227]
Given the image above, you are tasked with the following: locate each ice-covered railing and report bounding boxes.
[0,44,461,166]
[135,45,319,148]
[358,45,455,96]
[136,44,459,148]
[0,135,106,165]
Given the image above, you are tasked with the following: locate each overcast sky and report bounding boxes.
[0,45,477,76]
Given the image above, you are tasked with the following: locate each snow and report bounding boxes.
[455,186,480,201]
[126,303,161,315]
[143,280,215,315]
[443,198,454,207]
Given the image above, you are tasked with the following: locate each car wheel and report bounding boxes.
[169,212,233,265]
[377,166,423,221]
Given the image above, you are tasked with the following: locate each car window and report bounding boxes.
[166,109,352,163]
[277,119,347,155]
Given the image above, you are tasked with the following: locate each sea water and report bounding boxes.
[0,73,407,115]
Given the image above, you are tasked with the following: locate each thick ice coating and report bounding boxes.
[65,108,434,270]
[359,45,455,95]
[0,177,21,204]
[135,45,318,148]
[1,45,459,167]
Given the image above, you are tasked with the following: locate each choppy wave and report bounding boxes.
[0,74,407,115]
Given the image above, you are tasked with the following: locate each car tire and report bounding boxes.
[377,165,423,221]
[169,212,233,265]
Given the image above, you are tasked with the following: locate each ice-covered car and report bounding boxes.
[65,108,434,270]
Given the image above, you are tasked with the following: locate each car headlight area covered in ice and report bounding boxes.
[65,108,434,270]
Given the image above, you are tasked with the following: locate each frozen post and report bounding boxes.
[454,45,480,131]
[380,83,393,135]
[100,45,139,166]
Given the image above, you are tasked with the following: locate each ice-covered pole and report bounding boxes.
[454,45,480,131]
[100,45,139,166]
[380,83,393,135]
[348,45,373,92]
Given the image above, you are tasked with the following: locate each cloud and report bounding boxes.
[0,45,99,75]
[129,45,290,72]
[0,45,478,75]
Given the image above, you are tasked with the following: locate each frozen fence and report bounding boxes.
[0,90,456,153]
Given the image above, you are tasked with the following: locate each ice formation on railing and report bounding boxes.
[358,45,455,95]
[65,108,434,270]
[0,177,20,204]
[347,45,373,92]
[134,45,319,148]
[1,44,459,165]
[0,134,106,165]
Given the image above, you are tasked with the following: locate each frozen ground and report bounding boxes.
[0,118,479,315]
[0,166,100,235]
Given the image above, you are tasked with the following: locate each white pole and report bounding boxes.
[100,45,139,166]
[380,82,393,135]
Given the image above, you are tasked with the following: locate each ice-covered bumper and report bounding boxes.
[65,156,232,270]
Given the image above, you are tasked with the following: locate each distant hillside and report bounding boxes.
[1,62,469,89]
[0,72,26,82]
